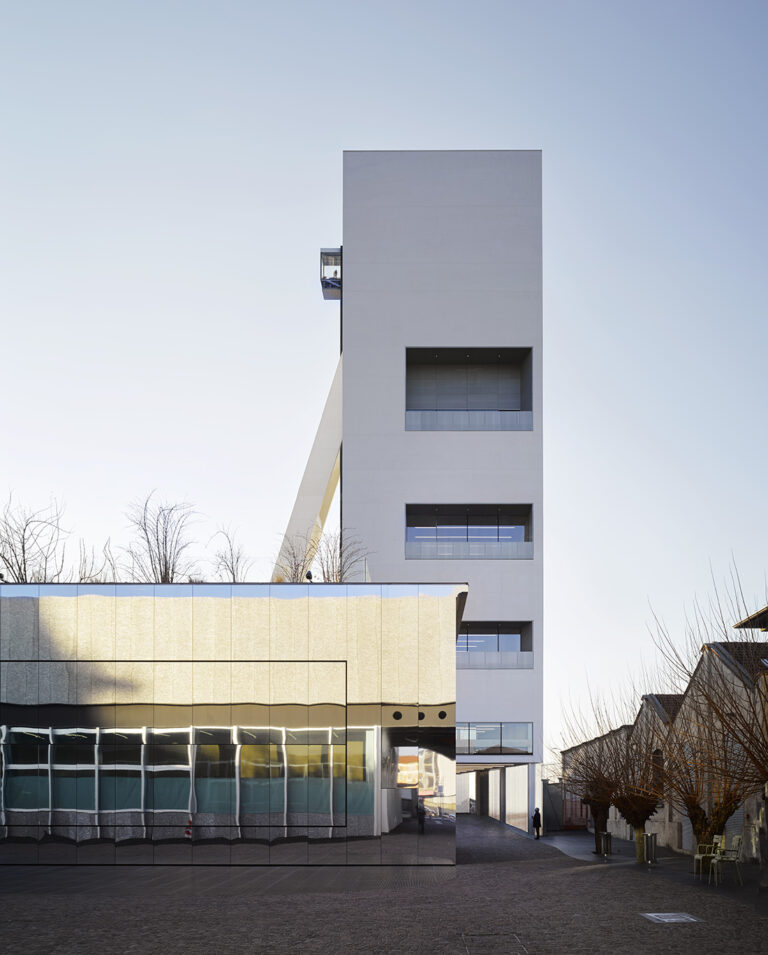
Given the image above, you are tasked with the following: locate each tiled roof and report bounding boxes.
[707,641,768,682]
[651,693,684,721]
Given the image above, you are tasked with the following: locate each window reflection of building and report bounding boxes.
[0,723,375,836]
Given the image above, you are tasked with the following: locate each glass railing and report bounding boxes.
[456,650,534,669]
[406,410,533,431]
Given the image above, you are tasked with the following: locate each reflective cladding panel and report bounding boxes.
[381,705,419,864]
[0,583,460,865]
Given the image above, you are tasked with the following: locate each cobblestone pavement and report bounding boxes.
[1,818,767,954]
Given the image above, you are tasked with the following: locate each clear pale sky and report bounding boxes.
[2,1,767,760]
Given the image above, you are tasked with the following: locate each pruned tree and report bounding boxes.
[561,725,620,855]
[607,714,661,863]
[652,579,768,889]
[124,492,199,583]
[316,529,369,582]
[0,495,68,582]
[210,526,253,582]
[646,688,763,850]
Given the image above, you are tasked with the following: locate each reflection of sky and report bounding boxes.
[0,583,466,600]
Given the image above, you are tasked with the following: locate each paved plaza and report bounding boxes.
[1,817,766,953]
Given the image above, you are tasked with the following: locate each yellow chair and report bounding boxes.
[693,834,722,879]
[709,834,743,887]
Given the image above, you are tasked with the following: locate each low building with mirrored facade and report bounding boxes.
[0,581,465,865]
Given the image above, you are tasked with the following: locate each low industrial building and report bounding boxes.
[0,581,465,865]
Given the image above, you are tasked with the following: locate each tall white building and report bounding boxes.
[282,150,543,829]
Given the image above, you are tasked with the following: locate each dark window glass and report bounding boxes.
[100,742,142,765]
[501,723,533,755]
[471,723,501,755]
[196,743,236,779]
[8,740,48,765]
[53,734,96,765]
[149,743,189,767]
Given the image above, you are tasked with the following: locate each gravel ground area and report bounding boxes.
[1,817,766,954]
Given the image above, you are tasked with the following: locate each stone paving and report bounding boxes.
[0,817,766,953]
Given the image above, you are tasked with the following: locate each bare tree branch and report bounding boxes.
[273,530,317,583]
[124,492,198,583]
[210,526,253,582]
[0,495,68,582]
[316,528,370,582]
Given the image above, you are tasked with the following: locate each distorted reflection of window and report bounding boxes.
[241,743,282,778]
[347,739,367,781]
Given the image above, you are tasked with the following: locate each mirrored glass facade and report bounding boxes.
[0,582,464,865]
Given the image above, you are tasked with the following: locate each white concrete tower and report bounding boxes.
[341,151,543,823]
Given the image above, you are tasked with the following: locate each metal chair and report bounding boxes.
[709,834,743,887]
[693,834,722,879]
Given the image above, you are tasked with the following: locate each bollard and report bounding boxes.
[599,831,612,857]
[644,831,657,864]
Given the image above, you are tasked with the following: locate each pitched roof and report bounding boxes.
[733,605,768,630]
[705,641,768,683]
[650,693,684,722]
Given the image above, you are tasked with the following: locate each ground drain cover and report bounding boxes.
[642,913,700,923]
[462,933,527,953]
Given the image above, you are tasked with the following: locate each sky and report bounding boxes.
[2,0,767,760]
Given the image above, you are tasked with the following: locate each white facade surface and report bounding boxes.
[339,151,543,775]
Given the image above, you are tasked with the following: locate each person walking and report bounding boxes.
[532,807,542,839]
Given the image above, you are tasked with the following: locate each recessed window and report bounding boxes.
[456,722,533,756]
[457,622,532,653]
[406,347,532,431]
[406,505,533,559]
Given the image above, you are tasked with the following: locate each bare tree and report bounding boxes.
[273,527,371,583]
[653,583,768,889]
[124,492,199,583]
[316,529,370,582]
[647,687,763,849]
[604,712,661,863]
[210,526,253,582]
[561,722,621,855]
[273,530,317,583]
[76,538,120,583]
[0,495,68,582]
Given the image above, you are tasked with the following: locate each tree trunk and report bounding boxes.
[685,801,712,849]
[589,803,609,854]
[634,826,645,864]
[759,809,768,894]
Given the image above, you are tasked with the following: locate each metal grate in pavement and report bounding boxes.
[462,933,527,953]
[642,913,700,923]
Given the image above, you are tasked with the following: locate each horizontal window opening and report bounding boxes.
[456,722,533,756]
[457,622,532,653]
[406,505,532,543]
[406,347,532,413]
